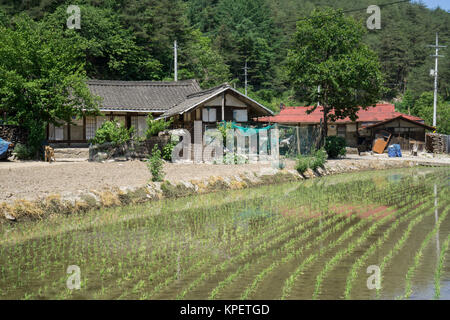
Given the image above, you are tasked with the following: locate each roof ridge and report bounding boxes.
[86,79,199,87]
[185,83,230,98]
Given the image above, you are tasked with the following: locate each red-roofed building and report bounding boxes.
[256,104,434,150]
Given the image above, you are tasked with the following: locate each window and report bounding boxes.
[131,116,148,137]
[70,117,84,140]
[337,125,346,137]
[86,117,96,140]
[202,108,216,122]
[233,109,248,122]
[96,116,107,130]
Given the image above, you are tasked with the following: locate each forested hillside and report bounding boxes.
[0,0,449,111]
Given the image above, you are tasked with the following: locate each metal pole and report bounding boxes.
[174,40,178,82]
[433,33,438,127]
[427,33,446,128]
[244,60,248,96]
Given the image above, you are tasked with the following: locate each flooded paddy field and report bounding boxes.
[0,167,449,300]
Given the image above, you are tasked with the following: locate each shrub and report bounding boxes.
[147,144,165,182]
[217,121,233,144]
[146,114,173,137]
[310,148,327,170]
[324,136,346,159]
[13,143,34,160]
[90,120,133,146]
[295,148,327,173]
[162,139,177,161]
[295,156,310,173]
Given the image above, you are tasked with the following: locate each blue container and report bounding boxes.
[387,145,396,157]
[393,144,402,157]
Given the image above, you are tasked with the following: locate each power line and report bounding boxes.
[275,0,411,26]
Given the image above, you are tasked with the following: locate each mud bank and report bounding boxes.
[0,159,428,222]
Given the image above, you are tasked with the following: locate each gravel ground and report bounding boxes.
[1,153,448,203]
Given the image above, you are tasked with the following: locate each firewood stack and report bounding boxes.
[426,133,448,153]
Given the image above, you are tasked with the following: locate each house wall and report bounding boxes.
[47,112,154,145]
[368,120,427,151]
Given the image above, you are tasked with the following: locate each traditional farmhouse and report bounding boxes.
[47,80,274,146]
[256,104,434,151]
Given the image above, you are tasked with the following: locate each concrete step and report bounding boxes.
[53,148,89,159]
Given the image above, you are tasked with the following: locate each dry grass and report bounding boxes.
[11,199,44,219]
[99,191,121,208]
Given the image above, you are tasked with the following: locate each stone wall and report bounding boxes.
[89,135,170,162]
[0,125,28,145]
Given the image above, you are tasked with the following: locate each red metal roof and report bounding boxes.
[361,115,435,131]
[256,104,424,124]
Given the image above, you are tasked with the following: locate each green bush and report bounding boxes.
[324,136,346,159]
[217,121,233,144]
[147,144,165,182]
[90,120,133,146]
[13,143,34,160]
[146,114,173,137]
[295,156,310,173]
[295,148,327,173]
[162,139,177,161]
[310,148,327,170]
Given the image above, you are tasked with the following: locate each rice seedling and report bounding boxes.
[343,188,447,299]
[434,234,450,299]
[0,167,447,300]
[402,206,449,299]
[313,195,438,299]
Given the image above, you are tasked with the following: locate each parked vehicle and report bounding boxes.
[0,138,13,160]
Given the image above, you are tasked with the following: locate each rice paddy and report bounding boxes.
[0,167,449,300]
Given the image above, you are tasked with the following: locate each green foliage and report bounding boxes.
[43,5,162,80]
[413,91,449,134]
[212,0,280,91]
[0,0,447,111]
[217,121,233,144]
[90,120,134,146]
[295,148,327,173]
[179,29,231,88]
[147,144,165,182]
[146,114,173,138]
[325,136,347,159]
[395,90,415,114]
[162,140,177,161]
[0,15,99,157]
[12,143,34,160]
[295,157,309,174]
[311,148,327,169]
[287,8,385,141]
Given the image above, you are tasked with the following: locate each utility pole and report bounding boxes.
[243,60,249,95]
[317,85,321,106]
[174,40,178,82]
[427,33,446,127]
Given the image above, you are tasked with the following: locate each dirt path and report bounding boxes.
[0,160,294,202]
[1,153,448,203]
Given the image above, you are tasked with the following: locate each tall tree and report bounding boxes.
[0,15,99,155]
[120,0,191,79]
[43,4,162,80]
[287,8,385,142]
[213,0,280,91]
[179,29,230,88]
[413,91,449,134]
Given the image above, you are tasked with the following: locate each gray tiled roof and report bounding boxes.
[161,84,229,118]
[160,84,274,118]
[87,79,201,112]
